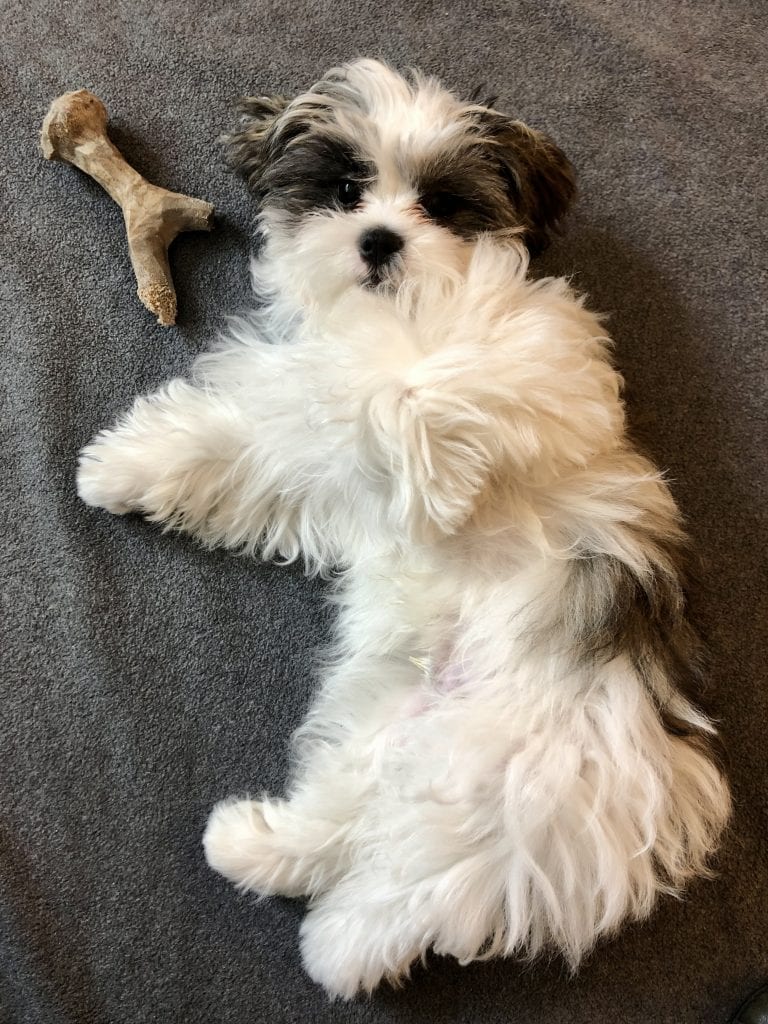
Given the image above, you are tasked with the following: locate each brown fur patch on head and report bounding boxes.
[472,111,576,255]
[221,95,292,194]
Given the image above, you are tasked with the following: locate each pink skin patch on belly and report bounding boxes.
[402,641,469,718]
[430,635,469,694]
[433,658,467,693]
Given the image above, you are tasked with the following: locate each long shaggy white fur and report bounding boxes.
[77,59,730,1000]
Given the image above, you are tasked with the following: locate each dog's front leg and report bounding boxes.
[77,376,304,556]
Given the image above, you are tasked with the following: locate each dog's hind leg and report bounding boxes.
[204,650,420,900]
[299,881,429,1000]
[203,794,354,898]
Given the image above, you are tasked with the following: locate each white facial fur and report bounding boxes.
[225,59,575,312]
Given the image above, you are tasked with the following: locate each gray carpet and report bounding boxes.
[2,2,766,1022]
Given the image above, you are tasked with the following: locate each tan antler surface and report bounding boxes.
[41,90,214,326]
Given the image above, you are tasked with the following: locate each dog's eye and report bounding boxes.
[420,192,466,220]
[337,179,362,208]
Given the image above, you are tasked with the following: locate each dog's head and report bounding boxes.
[224,59,574,307]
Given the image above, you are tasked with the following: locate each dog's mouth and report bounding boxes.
[362,265,399,292]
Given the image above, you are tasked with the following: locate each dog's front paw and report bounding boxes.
[76,430,146,514]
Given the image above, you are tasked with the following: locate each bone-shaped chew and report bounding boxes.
[41,90,214,326]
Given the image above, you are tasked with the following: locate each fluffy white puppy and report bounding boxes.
[77,59,730,999]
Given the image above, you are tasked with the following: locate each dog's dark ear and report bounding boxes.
[478,112,575,255]
[221,95,291,196]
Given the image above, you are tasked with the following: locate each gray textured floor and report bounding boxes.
[2,2,767,1022]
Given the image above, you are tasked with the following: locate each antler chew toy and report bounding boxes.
[41,90,214,326]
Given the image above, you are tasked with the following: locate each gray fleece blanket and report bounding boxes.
[1,2,766,1022]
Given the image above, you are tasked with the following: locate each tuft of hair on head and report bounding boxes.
[466,83,499,109]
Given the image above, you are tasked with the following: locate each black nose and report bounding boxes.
[358,227,404,269]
